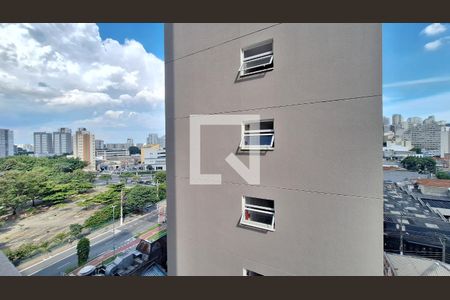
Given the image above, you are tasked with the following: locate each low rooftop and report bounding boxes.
[386,253,450,276]
[416,179,450,188]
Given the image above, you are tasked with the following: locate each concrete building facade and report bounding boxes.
[95,139,105,150]
[73,128,95,170]
[165,23,383,275]
[147,133,159,145]
[0,129,14,158]
[392,114,403,126]
[404,121,449,156]
[141,144,166,171]
[53,128,72,155]
[33,132,53,156]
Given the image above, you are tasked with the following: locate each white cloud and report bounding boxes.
[40,89,121,107]
[422,23,447,36]
[383,76,450,88]
[0,23,164,110]
[425,39,444,51]
[0,23,165,143]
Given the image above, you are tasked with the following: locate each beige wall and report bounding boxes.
[165,23,383,275]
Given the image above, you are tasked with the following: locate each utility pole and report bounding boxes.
[156,179,159,199]
[112,205,116,256]
[120,189,124,226]
[399,211,404,255]
[438,235,447,263]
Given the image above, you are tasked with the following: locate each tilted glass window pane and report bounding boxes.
[243,42,273,59]
[243,135,273,146]
[244,209,273,225]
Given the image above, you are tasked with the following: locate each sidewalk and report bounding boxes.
[16,210,156,272]
[71,224,167,275]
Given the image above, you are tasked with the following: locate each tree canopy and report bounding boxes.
[76,237,90,266]
[154,171,166,184]
[0,156,93,217]
[125,185,159,213]
[128,146,141,155]
[401,157,436,174]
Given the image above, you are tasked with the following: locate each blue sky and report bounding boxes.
[98,23,164,59]
[383,23,450,122]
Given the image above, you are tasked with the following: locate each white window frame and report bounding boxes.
[243,268,263,276]
[239,40,274,77]
[240,119,274,151]
[240,196,275,231]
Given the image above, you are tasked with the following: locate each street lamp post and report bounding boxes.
[112,205,116,256]
[120,190,124,226]
[399,211,404,255]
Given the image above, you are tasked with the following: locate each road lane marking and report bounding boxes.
[57,261,72,270]
[19,212,157,274]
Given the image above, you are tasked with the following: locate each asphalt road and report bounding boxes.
[19,211,159,276]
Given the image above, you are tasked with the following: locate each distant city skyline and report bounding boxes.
[384,113,449,123]
[0,23,165,145]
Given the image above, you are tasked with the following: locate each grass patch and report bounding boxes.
[147,229,167,242]
[134,223,161,238]
[101,254,118,266]
[64,263,80,275]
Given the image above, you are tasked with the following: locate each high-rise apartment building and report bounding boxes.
[127,138,134,148]
[53,128,72,155]
[407,117,422,126]
[158,135,166,149]
[33,132,53,156]
[0,129,14,158]
[147,133,159,145]
[383,116,390,126]
[165,24,382,275]
[404,118,449,156]
[95,139,105,150]
[392,114,402,126]
[105,143,128,150]
[73,128,96,170]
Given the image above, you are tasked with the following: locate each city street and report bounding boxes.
[18,210,159,276]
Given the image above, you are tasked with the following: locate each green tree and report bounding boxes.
[132,174,140,183]
[69,224,83,238]
[154,171,166,184]
[401,157,436,174]
[22,168,50,207]
[76,237,90,266]
[411,147,422,154]
[0,171,29,216]
[119,172,133,184]
[125,185,158,213]
[436,171,450,180]
[128,146,141,155]
[99,174,112,185]
[158,182,167,201]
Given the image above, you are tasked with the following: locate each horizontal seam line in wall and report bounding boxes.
[170,94,381,120]
[174,176,382,201]
[175,235,297,276]
[165,23,282,64]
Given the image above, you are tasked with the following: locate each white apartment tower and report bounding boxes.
[73,128,96,170]
[392,114,402,126]
[33,132,53,156]
[53,128,73,155]
[147,133,159,145]
[0,129,14,158]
